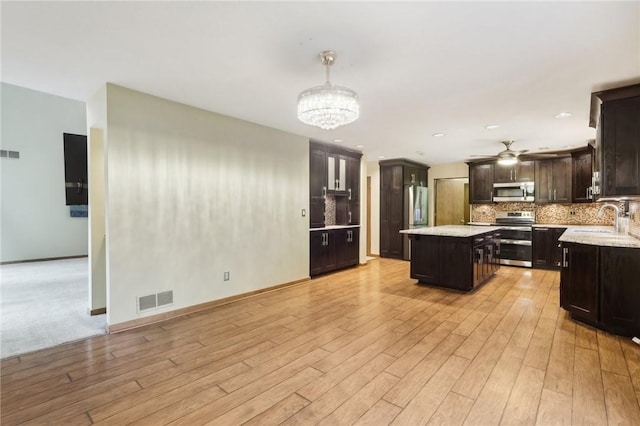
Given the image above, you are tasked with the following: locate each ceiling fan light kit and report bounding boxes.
[472,141,530,166]
[297,51,360,130]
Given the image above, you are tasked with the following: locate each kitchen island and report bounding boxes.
[400,225,502,292]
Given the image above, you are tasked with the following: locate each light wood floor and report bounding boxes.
[2,259,640,425]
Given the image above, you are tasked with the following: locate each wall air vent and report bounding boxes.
[137,290,174,313]
[157,290,174,307]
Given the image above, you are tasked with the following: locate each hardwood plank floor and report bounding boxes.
[2,259,640,425]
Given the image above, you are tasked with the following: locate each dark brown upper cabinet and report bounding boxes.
[535,157,571,204]
[571,146,594,203]
[309,141,362,228]
[309,142,328,228]
[493,160,534,183]
[591,83,640,199]
[468,162,494,204]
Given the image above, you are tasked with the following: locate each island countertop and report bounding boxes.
[400,225,503,238]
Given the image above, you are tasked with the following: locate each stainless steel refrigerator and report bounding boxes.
[403,185,428,260]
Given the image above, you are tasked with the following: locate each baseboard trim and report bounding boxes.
[0,255,88,265]
[90,307,106,316]
[107,277,311,334]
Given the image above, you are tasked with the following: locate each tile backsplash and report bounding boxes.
[471,202,622,225]
[325,196,336,226]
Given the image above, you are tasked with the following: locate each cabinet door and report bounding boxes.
[600,247,640,336]
[535,160,553,203]
[532,228,552,267]
[515,161,535,182]
[347,156,361,224]
[601,97,640,197]
[334,228,349,269]
[441,237,473,291]
[572,148,593,203]
[380,165,404,259]
[418,169,428,187]
[310,232,326,276]
[535,159,570,203]
[552,157,572,202]
[310,146,327,227]
[561,243,599,325]
[469,163,494,203]
[346,228,360,266]
[326,154,347,193]
[410,235,439,283]
[493,165,512,183]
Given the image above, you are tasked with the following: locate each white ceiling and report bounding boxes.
[2,1,639,165]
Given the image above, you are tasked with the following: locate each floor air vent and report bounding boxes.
[138,290,174,312]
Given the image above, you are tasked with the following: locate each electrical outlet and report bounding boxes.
[569,210,577,216]
[224,272,230,281]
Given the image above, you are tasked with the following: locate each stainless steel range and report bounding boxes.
[494,211,534,267]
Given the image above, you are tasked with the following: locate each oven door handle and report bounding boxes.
[499,239,532,246]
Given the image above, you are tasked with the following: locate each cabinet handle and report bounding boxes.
[514,169,517,180]
[537,227,549,231]
[322,186,327,198]
[348,188,352,200]
[548,190,552,200]
[554,189,557,200]
[490,191,493,201]
[349,211,352,223]
[562,247,568,267]
[510,170,513,181]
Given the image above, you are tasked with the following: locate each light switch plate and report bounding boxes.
[301,209,306,217]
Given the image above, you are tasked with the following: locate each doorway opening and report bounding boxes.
[435,177,470,226]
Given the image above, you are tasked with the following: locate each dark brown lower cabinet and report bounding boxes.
[600,246,640,336]
[310,228,359,277]
[560,242,599,325]
[560,242,640,337]
[336,228,359,269]
[532,227,566,269]
[409,231,496,292]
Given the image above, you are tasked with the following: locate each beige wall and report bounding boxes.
[100,84,309,326]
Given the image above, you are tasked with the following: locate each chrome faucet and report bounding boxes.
[597,203,622,232]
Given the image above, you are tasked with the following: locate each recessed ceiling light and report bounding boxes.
[416,151,425,156]
[554,112,572,119]
[432,133,445,137]
[378,156,386,159]
[355,144,364,148]
[333,139,343,143]
[538,146,549,151]
[485,124,501,130]
[564,144,574,148]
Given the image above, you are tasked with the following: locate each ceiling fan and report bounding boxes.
[469,141,528,166]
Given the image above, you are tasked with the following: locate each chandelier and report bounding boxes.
[297,51,360,130]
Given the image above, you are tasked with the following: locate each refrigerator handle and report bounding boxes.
[408,185,414,227]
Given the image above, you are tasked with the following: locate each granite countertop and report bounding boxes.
[400,225,503,238]
[310,225,360,231]
[558,227,640,248]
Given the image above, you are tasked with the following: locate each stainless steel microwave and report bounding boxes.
[493,182,535,202]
